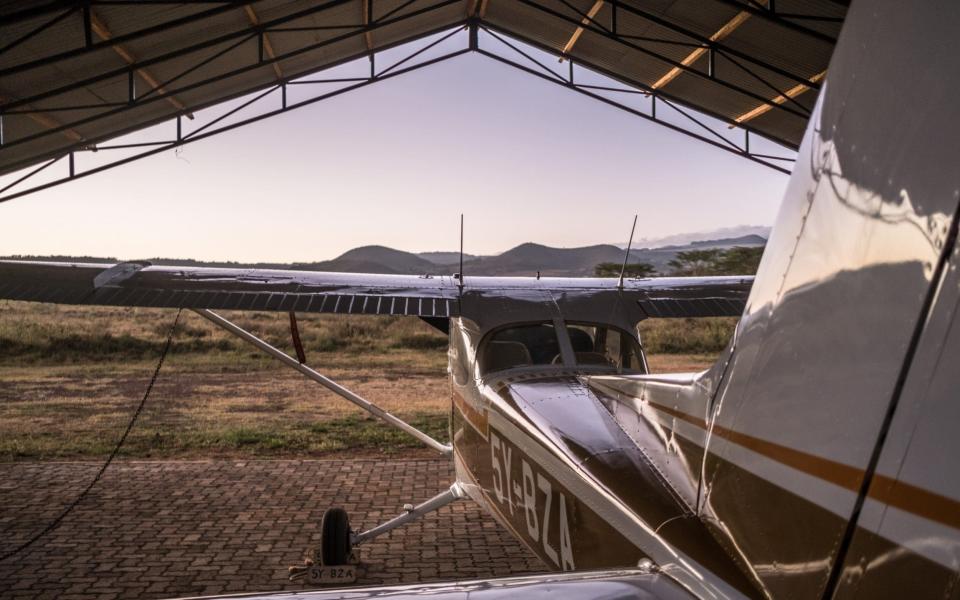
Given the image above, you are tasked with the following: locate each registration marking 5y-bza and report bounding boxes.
[489,429,575,571]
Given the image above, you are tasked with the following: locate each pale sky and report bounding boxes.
[0,34,791,263]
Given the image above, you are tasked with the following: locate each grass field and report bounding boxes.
[0,301,732,461]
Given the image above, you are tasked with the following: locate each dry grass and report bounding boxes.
[0,365,451,461]
[0,301,448,370]
[0,301,720,461]
[638,317,737,354]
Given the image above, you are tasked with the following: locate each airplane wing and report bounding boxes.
[0,260,751,319]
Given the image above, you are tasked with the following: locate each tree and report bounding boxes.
[667,249,723,276]
[714,246,764,275]
[594,262,656,278]
[667,246,765,276]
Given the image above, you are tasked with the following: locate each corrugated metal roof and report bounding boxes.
[0,0,846,179]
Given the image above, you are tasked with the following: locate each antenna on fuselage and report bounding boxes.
[618,215,638,291]
[458,213,464,295]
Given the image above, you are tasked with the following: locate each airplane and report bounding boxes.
[0,260,753,591]
[2,0,960,599]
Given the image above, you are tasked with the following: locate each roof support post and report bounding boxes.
[651,1,764,90]
[82,1,93,48]
[469,19,478,50]
[362,0,375,51]
[559,0,604,61]
[244,4,283,80]
[90,10,195,118]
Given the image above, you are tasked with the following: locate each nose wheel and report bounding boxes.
[291,484,467,584]
[318,507,353,566]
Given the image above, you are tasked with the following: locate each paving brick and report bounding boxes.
[0,459,545,599]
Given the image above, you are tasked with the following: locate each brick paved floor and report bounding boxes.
[0,460,546,600]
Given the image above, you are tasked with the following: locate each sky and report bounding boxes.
[0,32,791,263]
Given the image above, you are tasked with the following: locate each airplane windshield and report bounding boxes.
[479,323,560,374]
[566,323,645,374]
[479,322,645,375]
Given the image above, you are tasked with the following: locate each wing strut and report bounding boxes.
[193,309,452,456]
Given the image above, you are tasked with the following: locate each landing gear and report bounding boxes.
[350,482,467,547]
[291,483,468,584]
[319,507,352,566]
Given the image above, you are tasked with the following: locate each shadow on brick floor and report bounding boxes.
[0,459,545,600]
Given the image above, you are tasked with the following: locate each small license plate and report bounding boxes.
[307,564,357,585]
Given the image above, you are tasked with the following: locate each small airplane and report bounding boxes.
[2,0,960,598]
[0,257,753,593]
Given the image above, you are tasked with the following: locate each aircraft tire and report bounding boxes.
[320,507,352,566]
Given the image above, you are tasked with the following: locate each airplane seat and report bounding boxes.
[574,351,612,366]
[482,340,533,373]
[567,328,595,353]
[499,325,559,363]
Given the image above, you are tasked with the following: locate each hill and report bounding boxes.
[460,243,626,276]
[296,245,437,275]
[417,251,481,264]
[632,225,771,249]
[2,234,767,277]
[627,234,767,272]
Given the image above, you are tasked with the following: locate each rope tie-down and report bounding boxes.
[0,308,182,562]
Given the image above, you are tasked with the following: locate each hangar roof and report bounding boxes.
[0,0,846,185]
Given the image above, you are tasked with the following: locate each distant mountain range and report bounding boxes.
[631,225,771,249]
[417,251,482,265]
[3,232,766,277]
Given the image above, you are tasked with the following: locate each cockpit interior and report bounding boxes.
[479,321,646,375]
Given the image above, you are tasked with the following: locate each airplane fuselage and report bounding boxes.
[444,314,758,598]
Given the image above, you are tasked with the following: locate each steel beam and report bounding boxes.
[0,34,470,203]
[708,0,841,44]
[650,1,763,90]
[477,27,793,174]
[0,1,359,109]
[558,0,604,59]
[0,2,250,77]
[480,21,801,151]
[512,0,813,120]
[0,18,801,204]
[521,0,821,91]
[244,4,283,80]
[0,1,463,175]
[733,69,826,125]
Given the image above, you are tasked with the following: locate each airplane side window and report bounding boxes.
[449,325,471,386]
[565,323,645,374]
[480,323,560,374]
